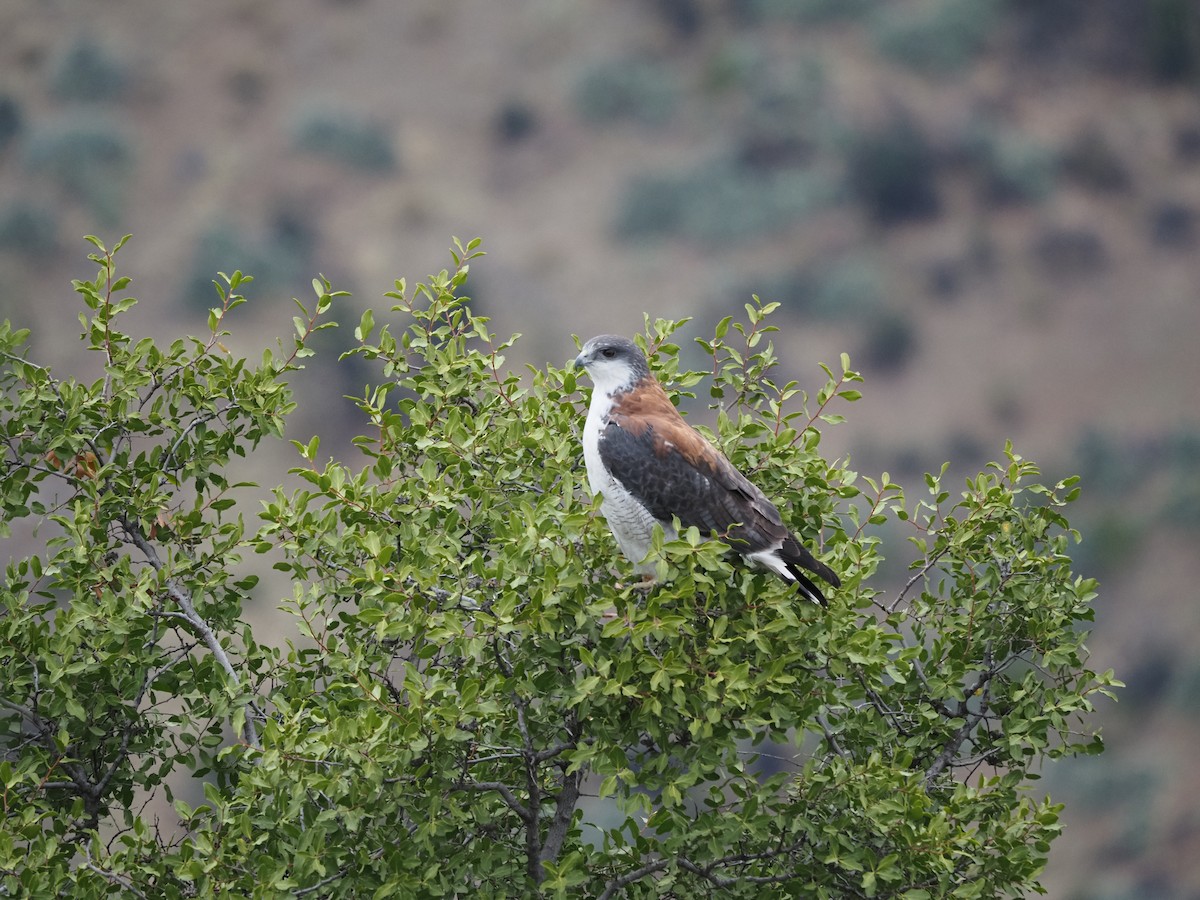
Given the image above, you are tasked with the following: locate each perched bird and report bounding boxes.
[574,335,840,605]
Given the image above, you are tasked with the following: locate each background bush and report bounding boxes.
[22,116,133,222]
[0,238,1118,897]
[292,107,397,172]
[49,37,128,103]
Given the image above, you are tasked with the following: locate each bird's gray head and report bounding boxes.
[573,335,651,395]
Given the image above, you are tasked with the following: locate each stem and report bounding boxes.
[123,517,262,748]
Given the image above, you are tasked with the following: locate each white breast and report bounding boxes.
[582,392,672,576]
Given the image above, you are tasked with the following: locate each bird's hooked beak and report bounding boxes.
[571,350,587,371]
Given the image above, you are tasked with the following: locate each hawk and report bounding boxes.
[574,334,840,605]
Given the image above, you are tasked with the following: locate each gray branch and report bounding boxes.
[923,647,997,792]
[453,779,532,823]
[123,517,262,748]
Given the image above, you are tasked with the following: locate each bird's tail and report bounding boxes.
[781,538,840,607]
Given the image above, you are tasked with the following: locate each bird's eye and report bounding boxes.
[601,347,617,359]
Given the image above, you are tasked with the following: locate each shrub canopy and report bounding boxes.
[0,237,1116,897]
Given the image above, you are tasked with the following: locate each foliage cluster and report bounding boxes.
[0,238,1116,896]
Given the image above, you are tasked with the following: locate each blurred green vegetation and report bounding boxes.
[574,58,681,126]
[22,115,134,223]
[965,123,1058,206]
[181,215,314,313]
[49,36,128,103]
[0,95,22,152]
[615,160,833,242]
[0,201,58,256]
[871,0,999,74]
[1068,426,1200,577]
[731,0,879,24]
[292,108,397,172]
[844,114,941,224]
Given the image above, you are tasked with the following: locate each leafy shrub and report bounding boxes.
[0,94,21,152]
[702,39,765,94]
[755,255,884,321]
[1163,435,1200,527]
[1169,659,1200,713]
[926,258,964,302]
[615,160,833,242]
[649,0,705,37]
[1069,511,1141,578]
[736,58,828,169]
[1061,127,1132,193]
[871,0,1000,74]
[573,58,681,126]
[180,218,311,312]
[1074,429,1143,494]
[807,255,885,318]
[0,237,1118,896]
[966,124,1058,205]
[844,114,940,225]
[1069,425,1200,532]
[493,99,538,144]
[1146,0,1200,82]
[22,115,133,222]
[49,36,128,102]
[1149,201,1198,249]
[0,201,58,255]
[292,108,397,172]
[731,0,879,24]
[860,308,918,373]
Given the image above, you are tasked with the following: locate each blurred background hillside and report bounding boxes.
[2,1,1199,895]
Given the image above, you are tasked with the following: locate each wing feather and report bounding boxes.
[598,414,787,555]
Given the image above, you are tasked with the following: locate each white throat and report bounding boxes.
[583,363,638,401]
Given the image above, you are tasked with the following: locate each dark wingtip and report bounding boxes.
[788,566,829,607]
[813,559,841,589]
[781,538,839,599]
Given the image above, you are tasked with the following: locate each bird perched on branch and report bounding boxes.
[574,335,839,605]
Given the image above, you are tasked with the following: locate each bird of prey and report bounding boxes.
[574,334,840,605]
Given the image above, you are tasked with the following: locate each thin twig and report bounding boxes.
[890,545,951,613]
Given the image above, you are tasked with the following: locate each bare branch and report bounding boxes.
[815,712,849,759]
[924,647,998,791]
[122,516,262,748]
[598,858,673,900]
[453,779,532,823]
[82,858,148,900]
